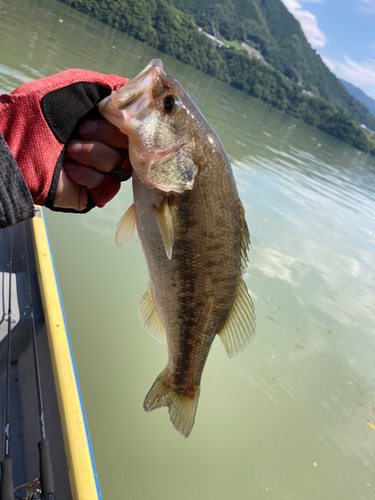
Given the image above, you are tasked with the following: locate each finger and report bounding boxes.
[79,119,129,149]
[53,167,89,211]
[66,140,123,173]
[64,161,105,189]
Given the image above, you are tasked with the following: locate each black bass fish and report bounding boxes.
[99,59,255,437]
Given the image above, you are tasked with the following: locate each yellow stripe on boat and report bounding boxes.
[31,207,99,500]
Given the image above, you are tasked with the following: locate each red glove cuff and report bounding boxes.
[90,175,121,208]
[119,150,132,178]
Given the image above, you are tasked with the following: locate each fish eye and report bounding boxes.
[163,94,180,114]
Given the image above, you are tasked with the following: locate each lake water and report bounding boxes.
[1,0,375,498]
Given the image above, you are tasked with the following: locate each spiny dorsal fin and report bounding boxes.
[138,286,166,343]
[218,277,255,358]
[115,204,136,247]
[239,200,250,273]
[154,199,174,260]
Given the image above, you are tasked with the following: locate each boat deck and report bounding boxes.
[0,221,71,498]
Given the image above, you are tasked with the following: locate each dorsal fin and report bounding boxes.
[115,204,136,247]
[218,277,255,358]
[138,286,166,343]
[239,200,250,273]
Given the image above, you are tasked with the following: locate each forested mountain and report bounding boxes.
[340,80,375,120]
[59,0,375,156]
[168,0,375,130]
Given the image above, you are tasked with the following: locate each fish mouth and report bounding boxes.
[138,143,185,162]
[99,59,163,115]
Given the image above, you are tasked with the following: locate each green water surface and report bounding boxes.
[1,1,375,498]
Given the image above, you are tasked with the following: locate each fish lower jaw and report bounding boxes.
[99,107,130,135]
[133,168,187,194]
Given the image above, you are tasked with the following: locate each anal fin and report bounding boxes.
[138,286,166,343]
[218,277,255,358]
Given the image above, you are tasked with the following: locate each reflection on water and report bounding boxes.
[1,0,375,498]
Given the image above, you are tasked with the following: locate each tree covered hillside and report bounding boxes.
[60,0,230,80]
[59,0,375,156]
[340,80,375,120]
[168,0,375,131]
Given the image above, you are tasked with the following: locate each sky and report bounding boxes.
[280,0,375,100]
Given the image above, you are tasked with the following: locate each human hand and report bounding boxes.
[54,119,131,211]
[0,69,130,213]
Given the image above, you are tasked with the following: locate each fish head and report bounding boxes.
[99,59,208,193]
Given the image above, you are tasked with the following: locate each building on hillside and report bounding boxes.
[198,27,229,48]
[302,90,315,98]
[359,123,375,138]
[241,43,268,64]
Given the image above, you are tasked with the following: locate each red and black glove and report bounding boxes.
[0,69,131,212]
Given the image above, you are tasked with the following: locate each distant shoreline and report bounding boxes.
[58,0,375,158]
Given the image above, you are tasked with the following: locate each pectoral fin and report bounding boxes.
[138,286,166,343]
[218,277,255,358]
[154,199,174,260]
[115,204,136,247]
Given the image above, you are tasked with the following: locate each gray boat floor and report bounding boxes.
[0,222,72,499]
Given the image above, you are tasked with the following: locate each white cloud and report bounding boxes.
[331,56,375,86]
[360,0,375,13]
[280,0,327,48]
[321,55,335,72]
[339,56,375,86]
[322,55,375,99]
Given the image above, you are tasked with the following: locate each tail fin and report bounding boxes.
[143,371,200,438]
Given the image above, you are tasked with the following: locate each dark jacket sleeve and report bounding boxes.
[0,132,35,228]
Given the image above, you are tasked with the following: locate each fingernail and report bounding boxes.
[80,120,98,136]
[67,141,82,154]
